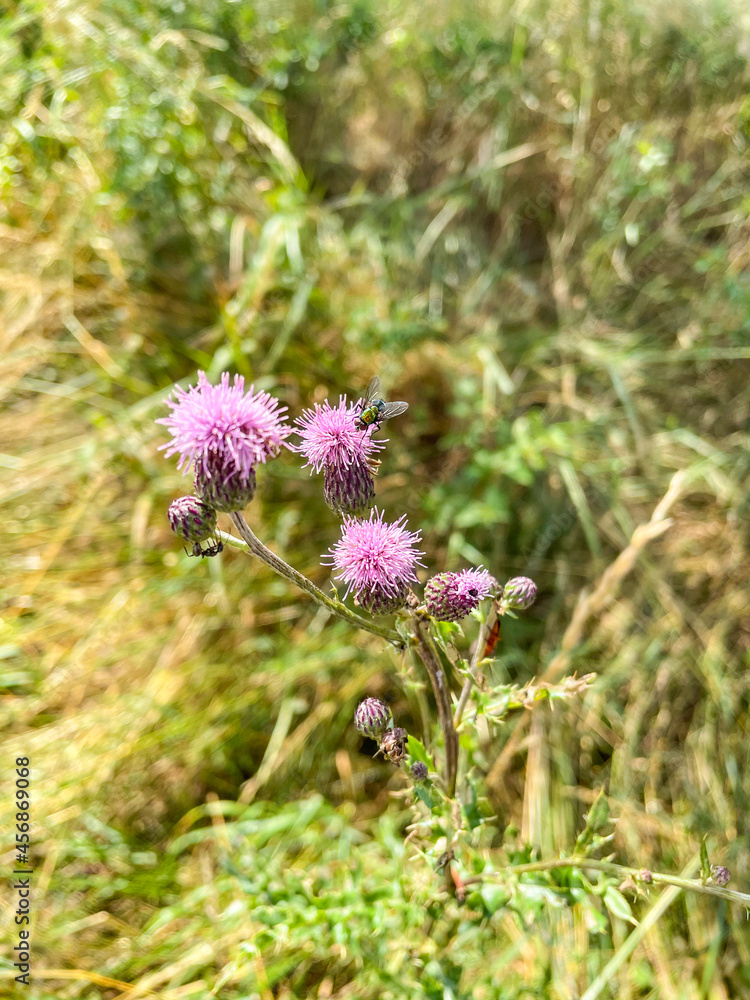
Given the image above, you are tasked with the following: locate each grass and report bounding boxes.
[2,0,750,996]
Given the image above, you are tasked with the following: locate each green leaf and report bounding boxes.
[463,777,483,830]
[700,837,711,881]
[480,883,508,915]
[574,788,609,854]
[604,886,638,926]
[414,784,436,810]
[434,619,462,643]
[407,736,434,769]
[395,618,412,644]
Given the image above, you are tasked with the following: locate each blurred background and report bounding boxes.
[2,0,750,996]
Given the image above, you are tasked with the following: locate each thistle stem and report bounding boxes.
[462,857,750,906]
[411,613,459,797]
[222,515,402,646]
[454,599,503,728]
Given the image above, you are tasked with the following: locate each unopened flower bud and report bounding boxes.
[168,496,217,543]
[501,576,537,610]
[638,869,653,884]
[354,697,391,738]
[195,462,256,512]
[710,865,731,886]
[323,460,375,518]
[410,761,429,782]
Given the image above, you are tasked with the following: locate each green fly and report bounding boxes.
[355,376,409,431]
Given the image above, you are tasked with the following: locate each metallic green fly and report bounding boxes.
[354,376,409,431]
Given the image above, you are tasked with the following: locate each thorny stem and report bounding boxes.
[411,613,459,798]
[462,857,750,907]
[453,599,502,728]
[223,515,402,646]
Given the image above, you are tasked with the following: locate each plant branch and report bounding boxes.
[453,599,501,728]
[411,613,459,797]
[463,855,750,906]
[223,515,402,646]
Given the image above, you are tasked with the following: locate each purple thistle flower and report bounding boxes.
[157,371,291,483]
[323,508,424,613]
[292,396,385,474]
[424,567,498,622]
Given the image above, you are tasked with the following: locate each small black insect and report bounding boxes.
[189,540,224,558]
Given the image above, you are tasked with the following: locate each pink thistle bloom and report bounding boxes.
[323,508,425,602]
[157,371,291,483]
[291,396,385,474]
[424,567,498,622]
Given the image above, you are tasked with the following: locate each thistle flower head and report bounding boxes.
[356,581,410,616]
[158,371,291,482]
[323,460,375,518]
[501,576,538,610]
[424,567,498,622]
[354,697,391,738]
[195,457,257,513]
[323,508,424,605]
[292,395,385,474]
[168,495,218,544]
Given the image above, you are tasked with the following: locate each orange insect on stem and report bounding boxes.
[482,616,502,659]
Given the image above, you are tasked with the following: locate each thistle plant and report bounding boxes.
[323,508,424,615]
[292,396,383,517]
[158,370,741,914]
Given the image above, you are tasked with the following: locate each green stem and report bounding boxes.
[411,614,458,797]
[222,515,403,646]
[454,599,505,728]
[462,856,750,906]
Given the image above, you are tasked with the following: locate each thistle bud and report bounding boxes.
[323,460,375,518]
[195,463,256,513]
[501,576,537,610]
[354,697,391,738]
[168,496,218,543]
[710,865,731,887]
[410,761,429,782]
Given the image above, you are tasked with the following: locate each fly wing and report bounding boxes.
[381,401,409,419]
[365,375,382,401]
